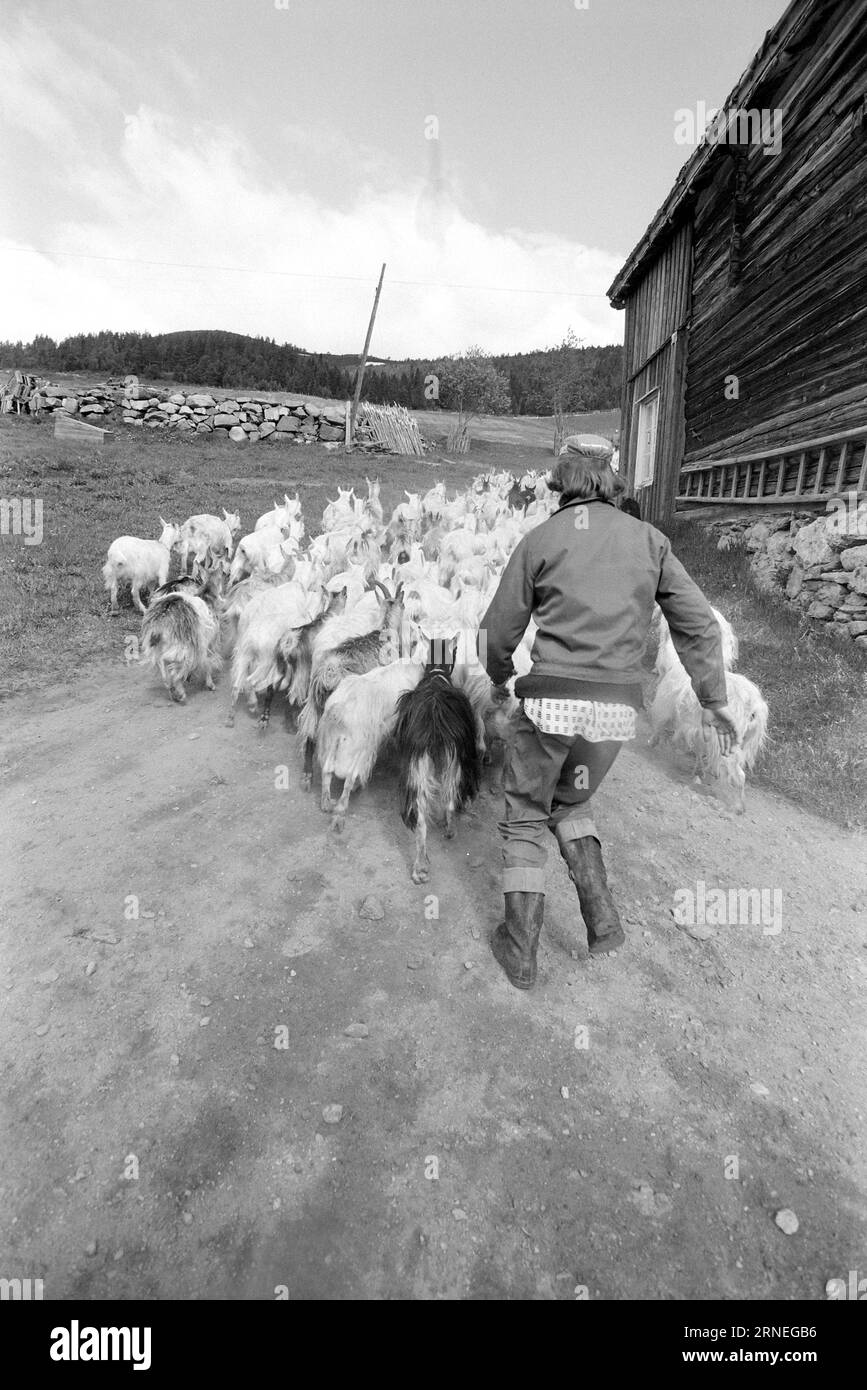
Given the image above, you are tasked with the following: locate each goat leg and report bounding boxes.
[259,685,273,732]
[108,578,120,617]
[330,776,355,834]
[301,738,315,791]
[165,663,186,704]
[225,688,240,727]
[411,809,430,883]
[131,582,148,615]
[320,770,335,813]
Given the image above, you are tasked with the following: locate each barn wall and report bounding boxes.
[620,222,692,523]
[683,0,867,464]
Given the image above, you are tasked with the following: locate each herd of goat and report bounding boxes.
[101,470,769,878]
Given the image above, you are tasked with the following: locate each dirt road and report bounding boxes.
[2,651,866,1300]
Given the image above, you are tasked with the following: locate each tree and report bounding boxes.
[549,327,584,455]
[435,346,510,454]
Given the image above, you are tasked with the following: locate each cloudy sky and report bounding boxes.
[1,0,783,356]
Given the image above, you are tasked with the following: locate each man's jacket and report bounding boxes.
[480,497,728,709]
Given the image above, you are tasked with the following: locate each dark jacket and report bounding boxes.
[480,497,727,709]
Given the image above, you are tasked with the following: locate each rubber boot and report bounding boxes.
[558,836,625,955]
[490,891,545,990]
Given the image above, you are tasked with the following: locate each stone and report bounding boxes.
[793,517,835,570]
[264,406,282,421]
[221,400,241,413]
[301,403,320,417]
[774,1209,799,1236]
[187,393,216,408]
[267,432,294,444]
[258,421,276,438]
[214,413,239,428]
[359,895,385,920]
[840,544,867,571]
[343,1023,370,1038]
[196,423,212,434]
[855,635,867,650]
[807,602,835,620]
[322,1104,343,1124]
[848,569,867,596]
[211,427,229,439]
[178,406,193,416]
[743,522,771,552]
[229,426,247,443]
[276,414,301,432]
[818,571,849,584]
[318,424,344,442]
[785,564,804,599]
[847,621,867,637]
[247,429,261,442]
[62,397,78,413]
[169,393,186,405]
[322,407,347,426]
[813,584,846,606]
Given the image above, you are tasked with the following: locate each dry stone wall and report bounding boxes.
[705,503,867,652]
[28,379,348,445]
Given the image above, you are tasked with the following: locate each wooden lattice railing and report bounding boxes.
[677,426,867,506]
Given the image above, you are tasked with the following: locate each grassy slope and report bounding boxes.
[667,518,867,829]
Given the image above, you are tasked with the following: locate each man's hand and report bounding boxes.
[701,705,739,757]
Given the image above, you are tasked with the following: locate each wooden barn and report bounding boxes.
[607,0,867,526]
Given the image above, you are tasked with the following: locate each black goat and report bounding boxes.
[394,635,480,883]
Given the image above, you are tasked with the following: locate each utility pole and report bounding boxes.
[348,262,385,450]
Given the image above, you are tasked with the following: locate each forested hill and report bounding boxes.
[0,329,622,413]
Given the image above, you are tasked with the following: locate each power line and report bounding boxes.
[0,243,612,299]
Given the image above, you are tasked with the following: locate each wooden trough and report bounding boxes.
[54,413,114,445]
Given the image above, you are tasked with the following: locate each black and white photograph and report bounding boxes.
[1,0,865,1333]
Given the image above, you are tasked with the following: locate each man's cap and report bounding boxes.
[559,433,615,462]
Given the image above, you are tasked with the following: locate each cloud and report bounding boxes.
[0,23,623,355]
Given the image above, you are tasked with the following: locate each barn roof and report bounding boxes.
[606,0,824,308]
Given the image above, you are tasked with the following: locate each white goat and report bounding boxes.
[229,525,298,583]
[178,510,240,575]
[140,573,223,703]
[227,582,321,726]
[103,519,179,615]
[655,605,739,677]
[648,667,769,813]
[316,659,424,832]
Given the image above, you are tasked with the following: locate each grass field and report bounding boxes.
[667,517,867,829]
[0,416,476,697]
